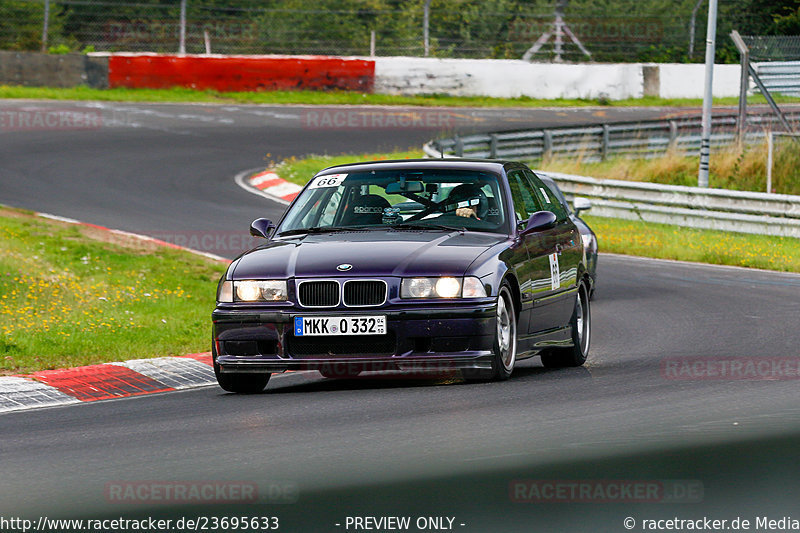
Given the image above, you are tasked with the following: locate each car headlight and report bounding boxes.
[403,277,434,298]
[580,233,593,251]
[218,280,288,303]
[435,277,461,298]
[401,276,486,299]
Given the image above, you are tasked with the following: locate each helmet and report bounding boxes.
[446,183,489,219]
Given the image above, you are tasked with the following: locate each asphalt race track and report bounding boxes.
[2,101,800,532]
[0,101,686,250]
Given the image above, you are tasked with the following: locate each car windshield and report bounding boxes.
[277,169,508,235]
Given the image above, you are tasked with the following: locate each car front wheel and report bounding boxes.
[462,283,517,382]
[215,366,270,393]
[541,281,591,368]
[213,354,270,393]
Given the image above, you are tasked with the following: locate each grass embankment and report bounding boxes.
[0,206,226,375]
[585,216,800,272]
[541,141,800,195]
[271,152,800,274]
[274,150,425,186]
[3,85,800,108]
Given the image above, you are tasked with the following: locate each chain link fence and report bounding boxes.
[0,0,771,62]
[741,35,800,62]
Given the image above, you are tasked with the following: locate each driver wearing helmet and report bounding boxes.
[448,183,488,220]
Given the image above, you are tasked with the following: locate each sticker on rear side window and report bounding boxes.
[309,174,347,189]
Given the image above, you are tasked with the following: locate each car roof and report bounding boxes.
[316,158,525,175]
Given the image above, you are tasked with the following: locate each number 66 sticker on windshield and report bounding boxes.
[309,174,348,189]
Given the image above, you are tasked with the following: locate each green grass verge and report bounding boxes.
[3,85,799,108]
[0,206,226,374]
[540,141,800,196]
[585,215,800,272]
[271,151,800,274]
[274,150,425,186]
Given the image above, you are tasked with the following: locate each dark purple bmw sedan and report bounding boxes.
[212,159,593,393]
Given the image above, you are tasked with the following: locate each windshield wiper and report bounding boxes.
[278,225,385,237]
[279,223,464,237]
[390,222,465,232]
[278,226,350,237]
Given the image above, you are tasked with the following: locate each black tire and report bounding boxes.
[462,284,517,382]
[213,358,270,393]
[541,281,591,368]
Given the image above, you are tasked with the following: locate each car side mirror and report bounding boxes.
[250,218,275,239]
[573,197,592,214]
[519,211,557,235]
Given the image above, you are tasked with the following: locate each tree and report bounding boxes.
[0,0,67,51]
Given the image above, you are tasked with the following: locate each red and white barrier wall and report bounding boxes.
[372,57,741,99]
[107,53,375,92]
[0,51,741,100]
[101,53,741,100]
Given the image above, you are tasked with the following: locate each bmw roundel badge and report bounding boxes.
[337,263,353,272]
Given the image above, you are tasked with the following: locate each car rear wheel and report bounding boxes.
[462,284,517,382]
[541,281,591,368]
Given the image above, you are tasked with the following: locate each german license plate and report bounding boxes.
[293,316,386,336]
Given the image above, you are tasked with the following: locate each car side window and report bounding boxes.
[507,170,542,221]
[524,170,569,222]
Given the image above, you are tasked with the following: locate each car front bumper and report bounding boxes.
[212,303,497,374]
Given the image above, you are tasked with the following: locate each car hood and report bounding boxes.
[231,229,506,279]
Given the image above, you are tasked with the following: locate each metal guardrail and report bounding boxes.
[540,171,800,238]
[423,113,800,237]
[424,111,800,162]
[754,62,800,98]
